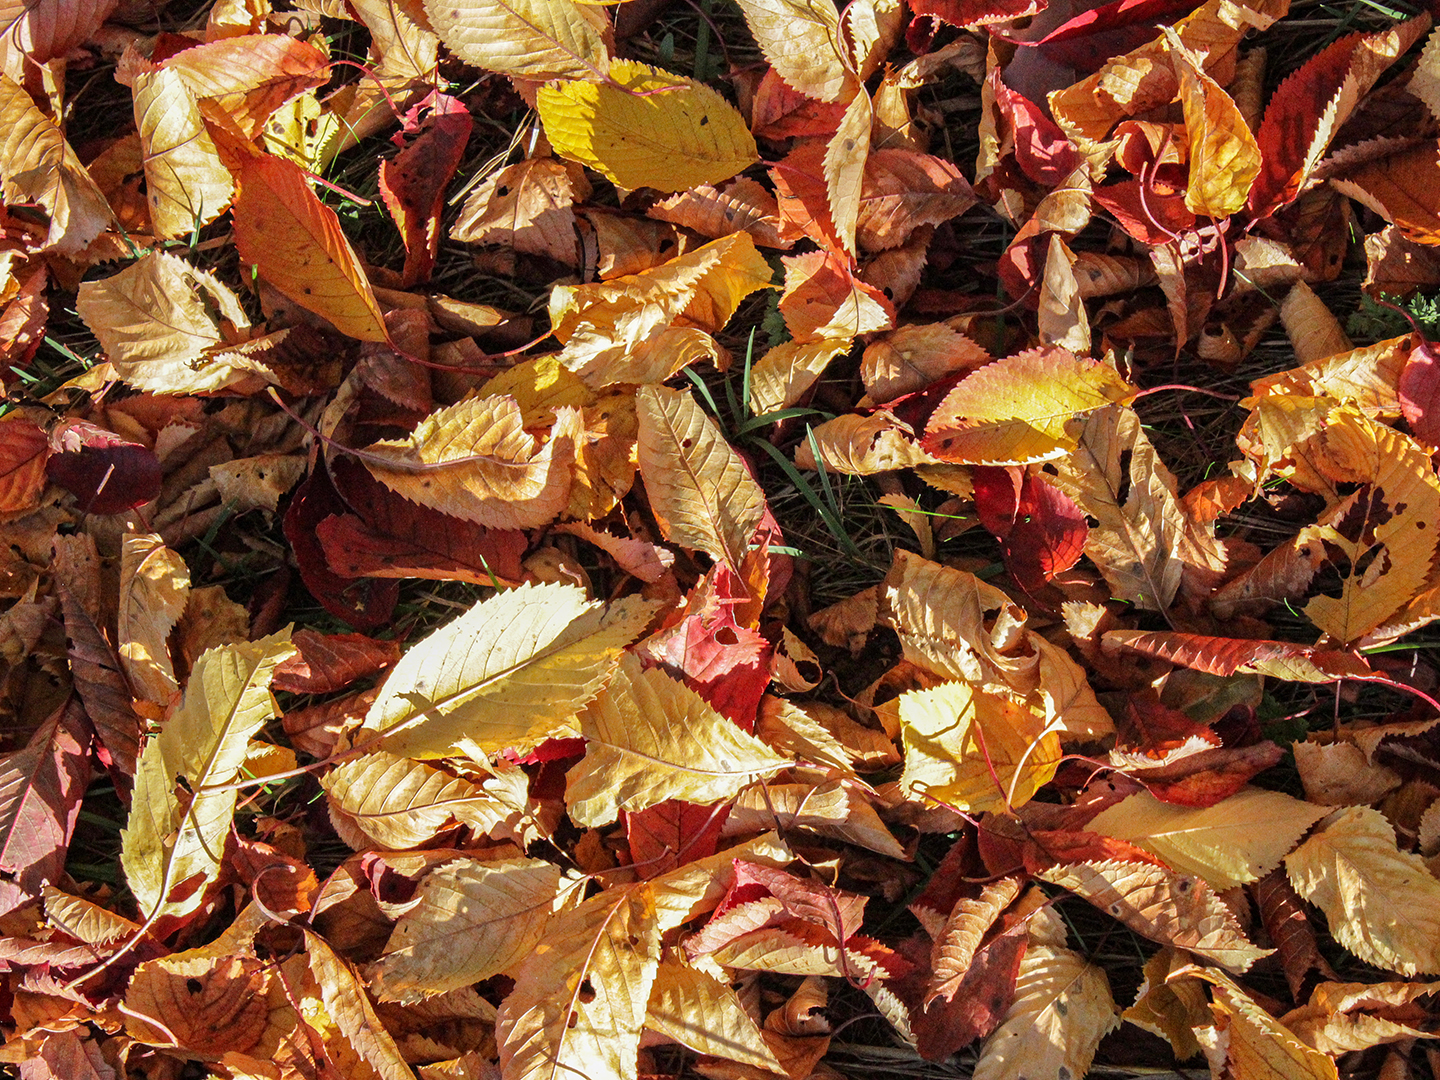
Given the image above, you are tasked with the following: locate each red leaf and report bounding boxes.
[0,415,49,513]
[1246,17,1430,220]
[1128,742,1286,807]
[6,0,118,65]
[0,700,91,917]
[910,0,1044,29]
[751,69,848,143]
[987,72,1081,188]
[1093,177,1196,245]
[57,580,142,780]
[973,467,1088,589]
[1400,338,1440,446]
[284,464,399,631]
[1103,631,1376,681]
[771,140,843,253]
[624,800,728,879]
[1022,0,1204,73]
[45,420,161,515]
[909,923,1029,1059]
[272,630,401,695]
[379,92,472,287]
[316,458,527,586]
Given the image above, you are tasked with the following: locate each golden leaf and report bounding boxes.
[162,34,332,139]
[303,932,412,1080]
[361,395,581,529]
[322,750,521,850]
[120,632,295,923]
[1124,947,1210,1060]
[794,413,936,474]
[1038,233,1091,355]
[645,956,785,1071]
[748,337,851,416]
[1166,29,1261,218]
[370,856,565,1002]
[972,943,1119,1080]
[76,252,255,394]
[550,233,772,386]
[1285,805,1440,975]
[636,384,766,573]
[824,90,871,257]
[566,654,790,826]
[362,582,654,760]
[452,157,588,260]
[1038,860,1272,972]
[732,0,854,102]
[723,780,907,859]
[423,0,610,80]
[1297,408,1440,643]
[897,680,1060,814]
[0,74,113,255]
[117,531,191,706]
[923,348,1135,465]
[1086,789,1328,889]
[497,885,661,1080]
[1203,974,1340,1080]
[1053,405,1226,611]
[539,59,758,194]
[133,67,235,239]
[881,551,1112,740]
[1281,980,1438,1055]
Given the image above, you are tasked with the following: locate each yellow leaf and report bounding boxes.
[1038,233,1091,355]
[637,384,766,572]
[1285,805,1440,975]
[303,932,412,1080]
[645,956,786,1071]
[566,654,790,826]
[371,856,566,1002]
[120,632,295,923]
[423,0,611,80]
[0,74,113,255]
[1038,861,1272,972]
[923,348,1135,465]
[550,233,772,386]
[44,884,141,947]
[881,551,1113,740]
[1053,404,1226,611]
[824,90,871,257]
[1086,788,1328,889]
[117,531,191,706]
[363,582,654,760]
[322,750,521,850]
[723,780,907,860]
[538,59,758,194]
[1166,29,1261,218]
[748,338,851,417]
[361,395,581,529]
[897,680,1060,814]
[1281,980,1438,1055]
[76,253,255,394]
[1124,947,1210,1060]
[861,323,990,404]
[973,943,1119,1080]
[1248,333,1415,418]
[794,412,936,474]
[497,885,661,1080]
[1297,408,1440,643]
[732,0,854,102]
[133,67,235,239]
[1204,974,1340,1080]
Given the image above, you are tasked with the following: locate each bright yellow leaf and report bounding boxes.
[1166,29,1261,218]
[538,59,758,193]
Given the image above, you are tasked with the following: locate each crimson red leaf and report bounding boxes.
[45,420,161,515]
[1400,338,1440,446]
[624,800,728,879]
[379,92,472,287]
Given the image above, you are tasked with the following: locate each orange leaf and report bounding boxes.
[231,152,390,343]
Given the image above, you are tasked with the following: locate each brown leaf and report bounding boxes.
[272,630,401,695]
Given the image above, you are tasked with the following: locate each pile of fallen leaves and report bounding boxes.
[3,0,1440,1078]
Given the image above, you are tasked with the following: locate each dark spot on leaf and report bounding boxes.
[187,978,203,994]
[498,185,510,197]
[578,978,596,1003]
[1055,999,1068,1016]
[700,115,709,126]
[682,438,693,449]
